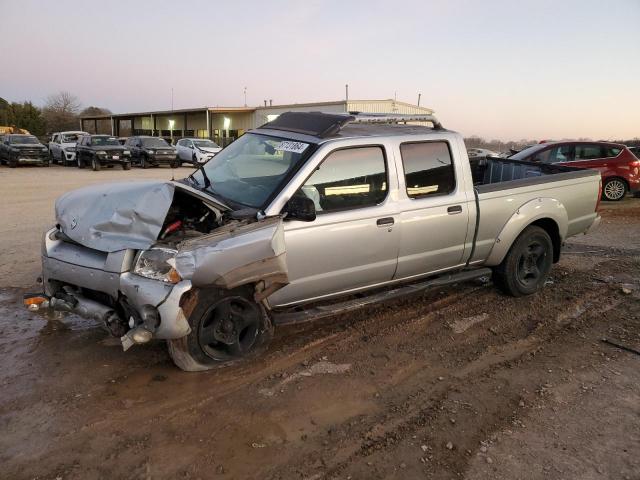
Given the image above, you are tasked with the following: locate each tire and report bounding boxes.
[492,225,553,297]
[42,159,50,167]
[77,153,84,169]
[91,157,101,171]
[8,158,17,168]
[141,155,149,169]
[602,178,627,201]
[167,285,274,371]
[123,162,131,170]
[49,150,56,164]
[170,160,180,169]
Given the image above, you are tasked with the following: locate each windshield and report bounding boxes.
[194,139,220,149]
[61,133,82,143]
[10,136,39,145]
[509,144,547,160]
[190,133,314,208]
[91,136,120,146]
[142,138,170,148]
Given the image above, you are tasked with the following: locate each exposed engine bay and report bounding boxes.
[157,189,222,245]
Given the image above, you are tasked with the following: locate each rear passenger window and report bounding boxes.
[298,146,388,213]
[576,145,603,160]
[400,142,455,198]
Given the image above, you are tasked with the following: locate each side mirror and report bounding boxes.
[284,195,316,222]
[189,145,194,149]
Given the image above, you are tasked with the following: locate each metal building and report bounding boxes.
[80,99,433,146]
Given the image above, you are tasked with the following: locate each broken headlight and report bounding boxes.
[133,248,181,283]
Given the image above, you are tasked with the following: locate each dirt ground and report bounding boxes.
[0,166,639,480]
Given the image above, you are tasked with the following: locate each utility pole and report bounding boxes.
[345,84,349,102]
[244,87,247,107]
[171,88,174,110]
[417,93,421,107]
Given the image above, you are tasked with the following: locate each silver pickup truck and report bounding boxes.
[25,112,602,371]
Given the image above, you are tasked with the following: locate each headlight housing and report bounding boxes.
[96,150,107,156]
[64,147,76,152]
[133,248,181,283]
[123,150,130,155]
[147,150,156,155]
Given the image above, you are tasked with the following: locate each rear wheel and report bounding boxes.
[493,225,553,297]
[141,155,149,169]
[602,178,627,201]
[91,156,101,171]
[8,157,17,168]
[167,286,273,371]
[77,153,84,168]
[49,150,56,164]
[123,162,131,170]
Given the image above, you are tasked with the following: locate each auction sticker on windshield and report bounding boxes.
[275,141,309,154]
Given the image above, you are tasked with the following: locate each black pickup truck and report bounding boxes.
[76,135,132,171]
[0,134,50,167]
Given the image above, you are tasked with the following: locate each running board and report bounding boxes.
[272,268,492,326]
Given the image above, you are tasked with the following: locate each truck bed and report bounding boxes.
[470,157,598,193]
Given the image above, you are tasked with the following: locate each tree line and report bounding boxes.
[0,92,111,137]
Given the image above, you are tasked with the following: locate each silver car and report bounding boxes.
[27,112,601,371]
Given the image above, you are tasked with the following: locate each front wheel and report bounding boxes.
[492,225,553,297]
[141,155,149,169]
[602,178,627,201]
[122,162,131,170]
[91,157,101,171]
[167,286,273,371]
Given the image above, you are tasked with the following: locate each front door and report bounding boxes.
[268,145,400,307]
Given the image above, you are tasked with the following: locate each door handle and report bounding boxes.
[376,217,395,226]
[447,205,463,215]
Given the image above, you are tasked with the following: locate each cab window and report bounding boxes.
[400,141,455,198]
[297,146,388,213]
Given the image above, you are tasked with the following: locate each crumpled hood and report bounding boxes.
[55,181,175,252]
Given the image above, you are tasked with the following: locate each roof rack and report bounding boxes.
[259,111,443,139]
[348,112,443,130]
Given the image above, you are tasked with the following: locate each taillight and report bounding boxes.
[629,160,640,167]
[595,178,602,211]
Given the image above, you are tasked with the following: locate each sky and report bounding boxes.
[1,0,639,141]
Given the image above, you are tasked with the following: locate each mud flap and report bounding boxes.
[174,217,289,301]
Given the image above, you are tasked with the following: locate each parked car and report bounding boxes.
[49,131,89,166]
[467,148,497,159]
[0,134,49,167]
[176,138,222,165]
[509,141,640,201]
[75,134,131,171]
[124,136,179,168]
[26,111,601,371]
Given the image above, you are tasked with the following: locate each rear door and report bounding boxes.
[394,140,472,279]
[268,145,400,307]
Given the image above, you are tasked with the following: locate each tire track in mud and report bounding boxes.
[266,261,631,479]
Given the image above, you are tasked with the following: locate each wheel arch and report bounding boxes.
[484,197,568,266]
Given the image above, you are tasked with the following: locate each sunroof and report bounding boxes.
[260,112,354,138]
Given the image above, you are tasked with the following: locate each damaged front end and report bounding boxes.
[29,180,289,351]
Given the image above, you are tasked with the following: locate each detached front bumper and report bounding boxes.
[38,228,192,345]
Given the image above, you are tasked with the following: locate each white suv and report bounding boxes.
[49,131,89,166]
[176,138,221,165]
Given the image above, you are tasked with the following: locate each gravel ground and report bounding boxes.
[0,165,639,479]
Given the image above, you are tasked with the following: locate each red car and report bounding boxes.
[510,141,640,201]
